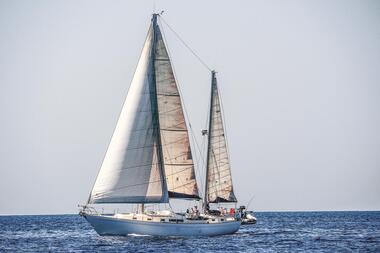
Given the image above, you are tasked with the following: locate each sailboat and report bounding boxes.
[80,13,241,236]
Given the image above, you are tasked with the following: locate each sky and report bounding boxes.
[0,0,379,215]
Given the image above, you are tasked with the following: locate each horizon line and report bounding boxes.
[1,209,380,216]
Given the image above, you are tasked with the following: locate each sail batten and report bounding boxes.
[205,71,237,205]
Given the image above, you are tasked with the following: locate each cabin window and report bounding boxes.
[147,218,152,221]
[221,219,224,221]
[160,219,165,222]
[169,219,184,222]
[133,217,137,220]
[212,219,215,221]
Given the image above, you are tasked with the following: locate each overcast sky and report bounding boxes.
[1,0,379,215]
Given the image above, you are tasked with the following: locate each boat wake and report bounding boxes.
[127,233,152,237]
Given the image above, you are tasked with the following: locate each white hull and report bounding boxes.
[84,214,241,236]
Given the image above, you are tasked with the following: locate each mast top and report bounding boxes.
[151,11,164,24]
[211,70,217,84]
[151,13,158,26]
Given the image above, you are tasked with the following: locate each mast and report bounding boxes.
[150,13,168,208]
[133,13,166,214]
[204,70,216,210]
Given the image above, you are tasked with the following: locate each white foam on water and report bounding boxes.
[127,233,151,237]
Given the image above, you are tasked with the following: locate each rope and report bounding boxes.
[159,16,212,72]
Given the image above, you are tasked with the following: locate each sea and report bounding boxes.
[0,211,379,252]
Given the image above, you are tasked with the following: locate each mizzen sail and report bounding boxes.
[205,71,237,203]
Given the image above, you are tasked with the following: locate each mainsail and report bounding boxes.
[205,71,237,204]
[88,14,199,204]
[154,22,200,199]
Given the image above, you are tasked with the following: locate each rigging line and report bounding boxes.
[97,163,196,189]
[158,17,205,198]
[159,16,212,72]
[189,126,205,198]
[201,84,211,199]
[189,127,203,198]
[158,19,206,170]
[189,126,207,191]
[94,178,164,196]
[199,131,206,198]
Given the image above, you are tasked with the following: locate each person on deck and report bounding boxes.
[229,208,235,217]
[194,206,199,217]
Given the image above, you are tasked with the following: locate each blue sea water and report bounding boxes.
[0,211,379,252]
